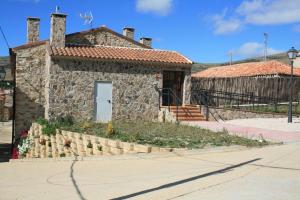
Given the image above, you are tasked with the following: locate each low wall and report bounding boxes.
[21,123,174,159]
[201,107,290,121]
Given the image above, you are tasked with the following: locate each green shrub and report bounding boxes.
[87,140,93,148]
[59,153,66,157]
[54,115,74,127]
[42,123,57,136]
[36,117,48,126]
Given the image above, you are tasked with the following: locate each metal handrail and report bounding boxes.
[191,88,300,115]
[158,88,182,121]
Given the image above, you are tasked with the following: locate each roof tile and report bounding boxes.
[192,60,300,78]
[49,45,192,66]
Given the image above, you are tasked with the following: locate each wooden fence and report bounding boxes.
[191,77,300,102]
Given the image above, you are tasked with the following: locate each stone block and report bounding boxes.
[102,145,110,153]
[122,142,134,151]
[61,130,68,137]
[98,138,108,146]
[159,148,173,153]
[107,139,121,148]
[150,146,160,153]
[134,144,151,153]
[110,147,123,155]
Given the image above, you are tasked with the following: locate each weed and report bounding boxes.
[87,140,93,148]
[59,153,66,157]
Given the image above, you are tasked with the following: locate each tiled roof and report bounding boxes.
[192,60,300,78]
[48,45,193,66]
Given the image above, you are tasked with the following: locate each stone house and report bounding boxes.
[10,13,194,135]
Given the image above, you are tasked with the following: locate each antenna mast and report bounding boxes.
[264,32,268,61]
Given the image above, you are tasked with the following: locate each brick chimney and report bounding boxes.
[140,37,152,47]
[27,17,40,43]
[50,13,67,47]
[123,27,135,40]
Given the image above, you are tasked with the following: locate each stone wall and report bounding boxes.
[201,106,291,121]
[45,57,163,121]
[15,44,46,135]
[66,30,145,48]
[27,18,40,43]
[183,70,191,105]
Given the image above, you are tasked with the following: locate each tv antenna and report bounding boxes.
[55,6,60,13]
[263,32,268,61]
[80,11,93,28]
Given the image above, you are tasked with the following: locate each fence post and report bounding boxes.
[205,91,209,121]
[167,89,170,112]
[158,89,161,111]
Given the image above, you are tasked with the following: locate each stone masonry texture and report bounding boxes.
[50,14,66,48]
[66,30,144,48]
[45,58,161,121]
[15,45,46,135]
[27,18,40,43]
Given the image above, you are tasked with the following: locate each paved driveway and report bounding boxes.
[184,117,300,142]
[0,143,299,200]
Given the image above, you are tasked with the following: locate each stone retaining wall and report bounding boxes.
[22,123,174,159]
[201,107,291,121]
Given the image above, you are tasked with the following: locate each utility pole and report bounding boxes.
[264,33,268,61]
[227,51,233,66]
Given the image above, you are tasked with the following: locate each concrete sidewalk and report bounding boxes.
[0,142,299,199]
[183,118,300,143]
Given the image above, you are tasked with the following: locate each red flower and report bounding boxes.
[11,147,19,159]
[20,130,28,138]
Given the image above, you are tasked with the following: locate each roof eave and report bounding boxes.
[49,54,192,68]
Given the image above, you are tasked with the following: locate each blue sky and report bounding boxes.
[0,0,300,63]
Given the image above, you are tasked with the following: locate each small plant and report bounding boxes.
[82,121,93,130]
[18,135,33,156]
[42,123,57,136]
[56,115,74,127]
[36,117,48,126]
[48,154,53,158]
[87,140,93,148]
[64,140,71,148]
[39,139,46,145]
[59,153,66,157]
[97,145,103,151]
[106,121,114,136]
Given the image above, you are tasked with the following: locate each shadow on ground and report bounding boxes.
[0,143,11,162]
[110,158,261,200]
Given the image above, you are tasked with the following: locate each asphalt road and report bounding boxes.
[0,142,299,200]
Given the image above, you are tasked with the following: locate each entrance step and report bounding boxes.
[167,105,205,122]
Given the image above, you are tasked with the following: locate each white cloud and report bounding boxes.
[136,0,173,16]
[233,42,282,58]
[212,9,242,35]
[238,0,300,25]
[210,0,300,34]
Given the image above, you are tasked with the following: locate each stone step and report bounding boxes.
[167,105,205,121]
[176,113,203,117]
[178,117,206,121]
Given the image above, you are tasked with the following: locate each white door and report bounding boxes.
[95,82,112,123]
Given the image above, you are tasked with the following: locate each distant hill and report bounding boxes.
[192,52,289,73]
[0,56,9,67]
